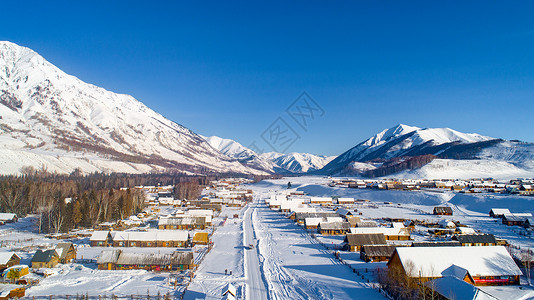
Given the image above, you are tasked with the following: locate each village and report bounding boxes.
[0,176,533,299]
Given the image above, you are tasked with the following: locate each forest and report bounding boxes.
[0,169,267,234]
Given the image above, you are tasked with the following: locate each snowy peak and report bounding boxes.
[0,41,262,175]
[319,124,497,176]
[202,135,333,173]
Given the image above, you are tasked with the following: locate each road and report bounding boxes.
[243,200,269,300]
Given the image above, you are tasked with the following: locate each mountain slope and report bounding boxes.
[319,124,534,179]
[0,41,264,175]
[202,135,333,173]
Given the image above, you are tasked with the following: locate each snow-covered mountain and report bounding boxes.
[266,152,335,173]
[319,124,534,179]
[202,135,334,173]
[0,41,264,176]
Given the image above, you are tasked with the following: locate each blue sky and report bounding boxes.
[1,1,534,156]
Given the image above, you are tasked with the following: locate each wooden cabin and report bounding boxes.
[453,234,497,246]
[158,216,208,230]
[55,242,76,263]
[90,231,113,247]
[349,227,410,241]
[0,285,25,300]
[502,213,531,226]
[489,208,510,218]
[387,246,522,286]
[0,252,21,272]
[317,221,350,235]
[360,245,397,262]
[433,206,453,216]
[31,250,59,268]
[192,232,209,245]
[97,250,194,271]
[0,213,18,224]
[111,231,189,248]
[344,233,387,252]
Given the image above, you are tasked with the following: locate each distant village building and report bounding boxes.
[0,213,18,224]
[97,249,194,271]
[90,231,113,247]
[343,233,387,252]
[349,227,410,241]
[31,250,60,269]
[192,232,209,245]
[387,246,522,286]
[360,245,397,262]
[0,252,20,272]
[317,221,350,235]
[453,234,497,247]
[433,206,453,216]
[489,208,510,218]
[55,242,77,263]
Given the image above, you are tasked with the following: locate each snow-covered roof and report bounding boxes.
[0,213,16,221]
[391,246,522,278]
[0,252,18,265]
[222,283,237,297]
[489,208,510,215]
[304,218,323,227]
[425,276,498,300]
[90,231,110,241]
[350,227,410,236]
[438,219,456,228]
[111,230,188,242]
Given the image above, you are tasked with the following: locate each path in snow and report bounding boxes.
[243,201,269,300]
[183,206,246,300]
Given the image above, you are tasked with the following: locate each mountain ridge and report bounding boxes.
[0,41,264,176]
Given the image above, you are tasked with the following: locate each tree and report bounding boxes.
[6,268,21,283]
[73,200,83,227]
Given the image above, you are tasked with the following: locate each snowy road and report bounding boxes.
[243,202,269,300]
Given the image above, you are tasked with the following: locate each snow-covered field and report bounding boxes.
[3,175,534,299]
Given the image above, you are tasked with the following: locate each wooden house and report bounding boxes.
[192,232,209,245]
[502,213,531,226]
[0,284,25,300]
[360,245,397,262]
[317,221,350,235]
[453,234,497,246]
[294,212,338,225]
[423,275,498,300]
[31,249,59,268]
[387,246,522,286]
[90,231,113,247]
[343,233,387,252]
[158,216,208,230]
[0,252,20,272]
[111,230,189,247]
[412,241,461,247]
[349,227,410,241]
[0,213,18,224]
[97,249,194,271]
[433,206,453,216]
[489,208,510,218]
[55,242,76,263]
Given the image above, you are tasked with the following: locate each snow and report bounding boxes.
[202,135,334,173]
[394,246,522,278]
[394,158,534,180]
[0,41,262,176]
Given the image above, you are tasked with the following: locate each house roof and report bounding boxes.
[31,249,58,263]
[109,250,193,266]
[350,227,410,236]
[361,245,397,257]
[97,249,122,264]
[111,230,189,242]
[90,231,111,241]
[345,233,387,246]
[318,221,350,230]
[412,241,461,247]
[489,208,510,215]
[434,207,453,214]
[222,283,237,297]
[425,276,498,300]
[0,252,19,265]
[336,208,352,216]
[55,242,75,260]
[390,246,522,278]
[192,232,209,243]
[454,234,496,244]
[0,213,17,221]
